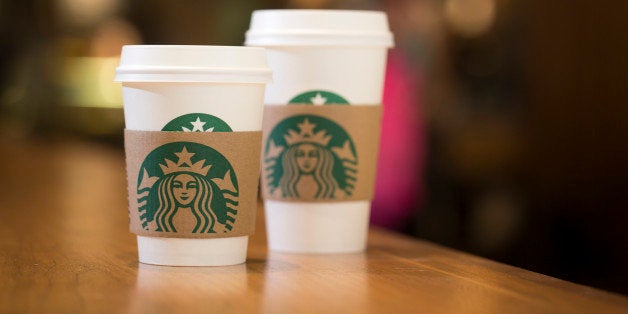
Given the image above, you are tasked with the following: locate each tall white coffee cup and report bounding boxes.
[115,45,271,265]
[246,10,394,253]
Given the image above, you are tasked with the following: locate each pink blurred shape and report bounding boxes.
[371,50,425,230]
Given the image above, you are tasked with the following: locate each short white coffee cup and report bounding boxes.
[246,10,394,253]
[115,45,271,265]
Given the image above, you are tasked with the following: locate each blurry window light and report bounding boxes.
[56,0,121,27]
[62,57,122,108]
[288,0,334,9]
[60,17,141,109]
[444,0,496,37]
[90,18,142,57]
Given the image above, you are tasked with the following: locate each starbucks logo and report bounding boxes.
[137,142,238,233]
[264,115,357,199]
[289,90,349,105]
[162,113,233,132]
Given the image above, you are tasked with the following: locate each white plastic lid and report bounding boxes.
[245,10,394,47]
[114,45,272,83]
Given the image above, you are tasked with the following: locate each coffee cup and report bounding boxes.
[115,45,271,265]
[246,10,394,253]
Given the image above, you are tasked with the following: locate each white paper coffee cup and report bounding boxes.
[246,10,394,253]
[115,45,271,265]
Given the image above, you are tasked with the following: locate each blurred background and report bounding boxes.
[0,0,626,294]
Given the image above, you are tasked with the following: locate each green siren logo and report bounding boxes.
[162,113,233,132]
[265,115,357,199]
[137,142,238,233]
[288,90,349,105]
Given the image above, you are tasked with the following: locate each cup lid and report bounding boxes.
[114,45,272,83]
[245,10,394,47]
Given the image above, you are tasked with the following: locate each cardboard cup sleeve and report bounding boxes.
[124,130,262,239]
[261,105,382,202]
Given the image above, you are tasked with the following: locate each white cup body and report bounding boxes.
[123,83,265,132]
[117,45,270,266]
[123,82,265,265]
[262,47,387,104]
[246,10,393,253]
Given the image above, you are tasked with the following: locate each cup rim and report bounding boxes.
[114,45,273,84]
[245,9,394,48]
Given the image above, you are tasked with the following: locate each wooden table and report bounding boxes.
[0,139,626,314]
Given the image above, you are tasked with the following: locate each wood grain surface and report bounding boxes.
[0,139,626,313]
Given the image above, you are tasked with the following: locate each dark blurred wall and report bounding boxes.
[416,0,627,294]
[127,0,283,45]
[522,0,628,293]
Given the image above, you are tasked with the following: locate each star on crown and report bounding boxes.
[310,93,327,105]
[159,146,211,176]
[284,118,331,146]
[182,117,215,132]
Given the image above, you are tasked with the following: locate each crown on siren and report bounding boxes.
[159,146,211,176]
[284,118,331,146]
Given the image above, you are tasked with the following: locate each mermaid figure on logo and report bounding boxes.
[149,171,224,233]
[279,143,339,198]
[138,145,238,233]
[265,116,357,200]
